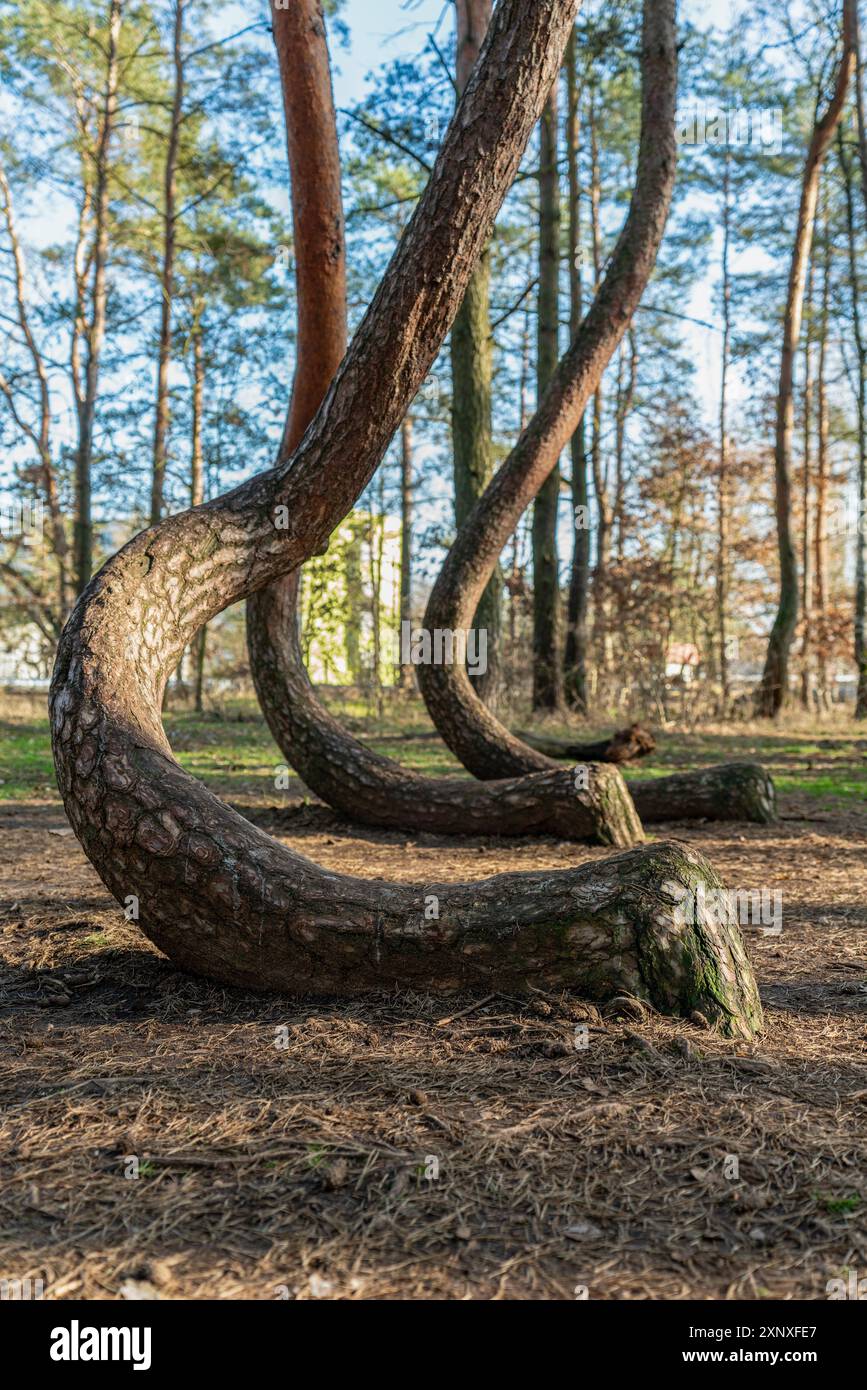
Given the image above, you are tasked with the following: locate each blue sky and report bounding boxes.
[328,0,740,108]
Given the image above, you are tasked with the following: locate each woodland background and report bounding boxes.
[1,0,865,724]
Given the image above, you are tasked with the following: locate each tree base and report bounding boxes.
[144,837,763,1039]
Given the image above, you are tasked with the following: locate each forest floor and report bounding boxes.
[1,690,866,1300]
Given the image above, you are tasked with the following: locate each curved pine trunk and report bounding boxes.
[245,0,637,847]
[415,0,774,826]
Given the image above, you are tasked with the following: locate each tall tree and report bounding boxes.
[756,0,856,715]
[562,24,590,712]
[531,80,563,711]
[150,0,186,525]
[450,0,501,706]
[717,145,733,710]
[851,1,867,717]
[74,0,123,591]
[397,414,414,689]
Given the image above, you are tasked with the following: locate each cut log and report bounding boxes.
[515,722,655,763]
[248,571,643,846]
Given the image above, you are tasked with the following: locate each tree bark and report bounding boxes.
[587,84,613,678]
[563,25,590,711]
[49,0,760,1035]
[416,1,773,825]
[813,193,831,711]
[246,0,348,731]
[150,0,185,526]
[397,414,414,689]
[799,257,815,709]
[190,325,207,712]
[755,0,855,716]
[717,149,732,710]
[450,0,501,708]
[851,6,867,718]
[532,82,564,711]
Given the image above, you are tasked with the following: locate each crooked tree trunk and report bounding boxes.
[246,0,348,725]
[50,0,760,1036]
[250,571,642,846]
[451,0,501,708]
[532,83,564,712]
[416,0,772,826]
[755,0,855,716]
[246,0,639,847]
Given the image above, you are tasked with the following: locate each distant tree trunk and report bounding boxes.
[587,87,613,678]
[532,82,564,711]
[0,164,72,617]
[613,330,637,562]
[450,0,501,707]
[246,0,348,721]
[74,0,122,593]
[799,257,815,709]
[397,414,414,689]
[756,0,855,716]
[150,0,185,525]
[851,8,867,717]
[190,326,207,712]
[563,25,590,712]
[717,148,732,710]
[814,195,831,710]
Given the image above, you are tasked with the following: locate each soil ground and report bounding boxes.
[1,692,865,1300]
